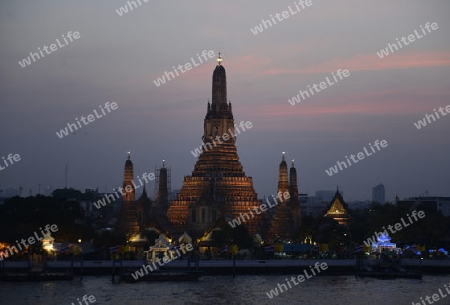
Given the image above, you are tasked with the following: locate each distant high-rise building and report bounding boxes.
[372,183,385,204]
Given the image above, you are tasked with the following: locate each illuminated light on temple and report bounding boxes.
[129,234,143,243]
[371,233,396,252]
[42,233,56,254]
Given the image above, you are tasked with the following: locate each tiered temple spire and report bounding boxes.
[290,158,301,228]
[167,54,264,238]
[117,152,140,236]
[269,152,297,241]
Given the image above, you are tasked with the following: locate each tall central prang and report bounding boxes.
[203,53,234,146]
[168,54,265,238]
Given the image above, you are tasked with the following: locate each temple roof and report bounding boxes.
[325,189,350,225]
[137,186,150,205]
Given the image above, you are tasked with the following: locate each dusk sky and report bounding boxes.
[1,0,449,201]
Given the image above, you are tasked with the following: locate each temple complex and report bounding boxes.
[116,54,301,243]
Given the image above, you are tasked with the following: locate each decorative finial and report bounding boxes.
[282,151,285,161]
[127,151,131,160]
[291,158,295,167]
[162,159,166,168]
[217,52,222,66]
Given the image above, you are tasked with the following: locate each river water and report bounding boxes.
[1,275,449,305]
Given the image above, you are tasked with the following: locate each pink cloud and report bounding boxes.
[241,86,450,121]
[262,51,450,75]
[144,49,450,83]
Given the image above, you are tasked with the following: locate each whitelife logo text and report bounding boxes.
[250,0,313,35]
[190,121,253,158]
[414,105,450,130]
[228,192,290,228]
[55,102,118,139]
[0,224,58,260]
[288,69,350,106]
[376,22,438,59]
[325,140,388,176]
[0,153,21,171]
[363,210,425,247]
[130,243,193,280]
[93,171,155,209]
[266,262,328,299]
[18,31,80,68]
[153,50,215,87]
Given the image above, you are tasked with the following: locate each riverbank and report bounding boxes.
[1,259,449,277]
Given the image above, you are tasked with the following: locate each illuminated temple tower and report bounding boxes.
[152,160,177,235]
[155,160,170,212]
[117,153,140,236]
[290,159,301,228]
[268,153,299,241]
[167,54,264,238]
